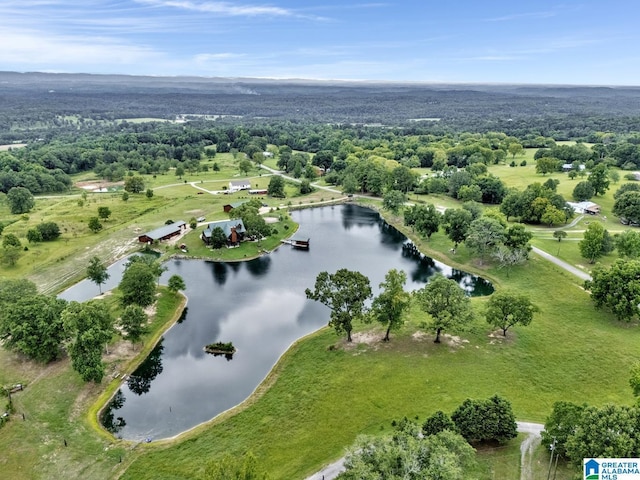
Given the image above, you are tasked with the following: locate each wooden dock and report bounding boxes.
[281,238,310,250]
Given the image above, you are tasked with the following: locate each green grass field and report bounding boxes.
[0,288,185,480]
[1,145,637,479]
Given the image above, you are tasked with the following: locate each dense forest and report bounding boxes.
[1,72,640,209]
[2,71,640,142]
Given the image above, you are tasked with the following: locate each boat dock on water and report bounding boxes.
[281,238,310,250]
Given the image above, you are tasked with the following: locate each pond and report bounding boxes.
[82,204,493,441]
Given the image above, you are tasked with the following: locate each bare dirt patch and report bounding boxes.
[488,330,517,345]
[75,180,124,193]
[0,143,26,151]
[411,331,429,341]
[440,334,470,352]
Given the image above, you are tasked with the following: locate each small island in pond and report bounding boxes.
[204,341,236,356]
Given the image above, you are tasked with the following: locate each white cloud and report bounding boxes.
[134,0,297,17]
[0,28,162,69]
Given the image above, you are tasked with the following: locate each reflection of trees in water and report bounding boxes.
[101,389,126,435]
[209,352,234,361]
[450,269,494,296]
[403,242,441,283]
[341,204,377,230]
[402,243,493,296]
[211,262,227,286]
[379,221,408,250]
[127,340,164,396]
[246,256,271,277]
[177,306,188,324]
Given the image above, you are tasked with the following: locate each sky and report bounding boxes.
[1,0,639,85]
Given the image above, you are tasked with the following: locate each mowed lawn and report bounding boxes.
[121,237,640,480]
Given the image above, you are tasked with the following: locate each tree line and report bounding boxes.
[0,256,185,383]
[306,268,536,344]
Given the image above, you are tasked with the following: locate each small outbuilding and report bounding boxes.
[138,221,187,243]
[223,201,248,213]
[567,201,601,215]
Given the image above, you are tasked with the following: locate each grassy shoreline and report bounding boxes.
[120,205,637,480]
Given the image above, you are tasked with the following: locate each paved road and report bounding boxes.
[306,422,545,480]
[531,246,592,282]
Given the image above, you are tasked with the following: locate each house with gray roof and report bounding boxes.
[201,219,246,246]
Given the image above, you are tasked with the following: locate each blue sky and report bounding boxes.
[2,0,639,85]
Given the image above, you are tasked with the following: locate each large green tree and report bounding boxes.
[119,304,147,346]
[167,274,186,293]
[62,301,114,382]
[615,230,640,258]
[442,208,473,249]
[119,260,157,307]
[535,157,559,175]
[451,395,518,444]
[465,216,506,263]
[6,186,35,214]
[124,175,145,193]
[579,222,613,263]
[267,175,285,198]
[415,274,473,343]
[382,189,407,214]
[613,191,640,224]
[541,401,587,459]
[305,269,372,342]
[422,411,457,437]
[485,291,537,336]
[36,221,61,241]
[404,204,441,239]
[565,404,639,462]
[87,256,110,294]
[209,226,227,249]
[0,293,68,363]
[338,422,476,480]
[586,259,640,321]
[369,269,411,342]
[98,206,112,220]
[572,181,595,201]
[587,163,610,196]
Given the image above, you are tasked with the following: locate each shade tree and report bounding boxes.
[119,259,157,307]
[305,269,372,342]
[0,292,68,363]
[119,304,148,346]
[586,259,640,321]
[167,274,186,292]
[338,423,476,480]
[451,395,518,444]
[485,291,537,336]
[404,203,441,239]
[369,269,411,342]
[464,216,506,263]
[87,256,110,294]
[579,222,614,263]
[615,230,640,258]
[62,301,114,382]
[442,208,473,249]
[6,186,35,214]
[414,274,473,343]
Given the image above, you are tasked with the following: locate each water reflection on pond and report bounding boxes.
[99,205,492,440]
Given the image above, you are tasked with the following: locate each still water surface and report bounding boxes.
[80,205,492,440]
